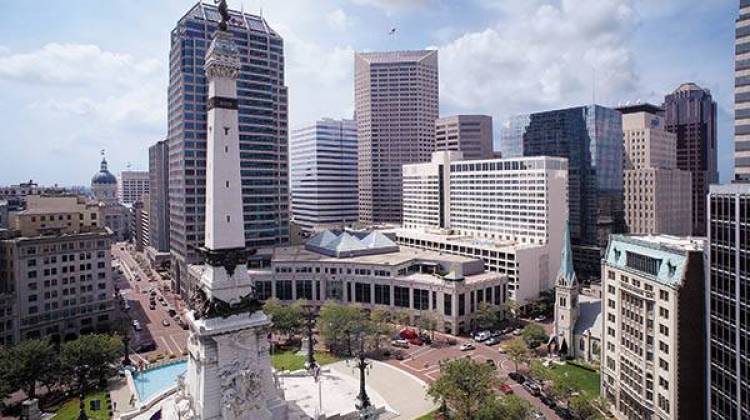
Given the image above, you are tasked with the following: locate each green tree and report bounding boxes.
[503,299,522,325]
[550,371,578,407]
[503,337,529,373]
[393,309,411,326]
[60,334,122,389]
[318,301,369,356]
[370,308,392,324]
[569,393,603,419]
[0,338,57,399]
[416,311,440,340]
[474,302,502,331]
[528,360,553,386]
[427,358,499,420]
[264,298,304,341]
[475,395,531,420]
[521,324,548,349]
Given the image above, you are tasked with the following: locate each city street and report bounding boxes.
[383,328,561,420]
[112,243,187,361]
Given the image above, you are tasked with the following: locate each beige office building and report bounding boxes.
[0,195,115,343]
[600,235,705,420]
[435,115,494,160]
[355,50,439,224]
[618,104,691,236]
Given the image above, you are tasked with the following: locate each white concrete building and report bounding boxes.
[400,152,568,305]
[226,229,507,335]
[618,104,692,236]
[600,235,706,420]
[290,118,358,231]
[118,171,150,205]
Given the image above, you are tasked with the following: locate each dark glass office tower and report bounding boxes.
[663,83,718,237]
[501,105,624,280]
[168,3,289,297]
[707,183,750,420]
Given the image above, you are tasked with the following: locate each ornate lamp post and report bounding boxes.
[348,332,376,419]
[302,305,317,370]
[76,365,89,420]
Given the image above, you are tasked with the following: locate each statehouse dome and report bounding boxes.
[91,158,117,185]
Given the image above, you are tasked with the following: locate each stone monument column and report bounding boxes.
[174,4,298,419]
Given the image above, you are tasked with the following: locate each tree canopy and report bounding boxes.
[503,337,529,373]
[264,298,304,340]
[427,358,499,420]
[474,302,503,331]
[0,338,57,399]
[521,324,548,349]
[475,394,532,420]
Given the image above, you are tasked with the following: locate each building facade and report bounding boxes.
[217,229,506,335]
[168,3,289,298]
[663,83,718,236]
[148,140,170,253]
[355,50,439,225]
[618,104,692,236]
[737,1,750,181]
[118,171,150,205]
[0,195,115,343]
[501,105,625,280]
[706,183,750,419]
[601,235,706,420]
[435,115,494,160]
[400,152,569,305]
[290,118,358,231]
[91,156,129,241]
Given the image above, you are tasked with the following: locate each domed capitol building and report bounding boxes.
[90,152,129,240]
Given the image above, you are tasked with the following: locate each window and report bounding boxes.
[458,293,465,316]
[659,358,669,370]
[394,287,410,308]
[255,282,272,300]
[659,341,669,354]
[374,284,390,305]
[275,280,292,300]
[444,293,452,316]
[354,282,370,304]
[413,289,429,310]
[296,280,313,301]
[626,252,661,275]
[659,307,669,318]
[659,290,669,301]
[659,324,669,336]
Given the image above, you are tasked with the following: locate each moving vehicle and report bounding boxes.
[459,343,475,351]
[498,384,513,395]
[162,319,171,327]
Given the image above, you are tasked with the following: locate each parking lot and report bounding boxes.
[384,327,562,419]
[112,244,188,362]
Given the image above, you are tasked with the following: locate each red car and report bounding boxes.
[407,336,424,346]
[498,384,514,395]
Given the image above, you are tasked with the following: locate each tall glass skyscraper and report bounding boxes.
[168,3,289,297]
[501,105,624,279]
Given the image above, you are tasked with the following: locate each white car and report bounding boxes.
[459,343,475,351]
[512,328,522,336]
[473,331,491,342]
[533,315,547,322]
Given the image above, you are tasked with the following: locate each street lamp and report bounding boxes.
[347,331,376,419]
[76,365,89,420]
[302,305,317,370]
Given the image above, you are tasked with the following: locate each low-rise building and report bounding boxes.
[190,229,507,335]
[0,195,115,343]
[600,234,705,420]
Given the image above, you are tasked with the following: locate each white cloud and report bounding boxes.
[439,0,638,120]
[325,8,350,29]
[350,0,432,13]
[0,43,161,87]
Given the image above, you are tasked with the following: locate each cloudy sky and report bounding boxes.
[0,0,739,186]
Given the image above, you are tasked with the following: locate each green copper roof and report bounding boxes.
[558,223,577,286]
[604,235,701,288]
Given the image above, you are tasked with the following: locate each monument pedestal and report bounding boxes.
[175,310,302,420]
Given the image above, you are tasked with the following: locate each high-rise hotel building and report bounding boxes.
[399,151,568,305]
[618,104,692,236]
[707,183,750,419]
[601,235,705,420]
[435,115,494,160]
[355,50,439,225]
[737,0,750,181]
[168,3,289,297]
[290,118,358,231]
[117,171,150,205]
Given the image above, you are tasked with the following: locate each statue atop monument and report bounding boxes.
[215,0,230,31]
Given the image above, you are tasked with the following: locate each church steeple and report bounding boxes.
[557,223,577,287]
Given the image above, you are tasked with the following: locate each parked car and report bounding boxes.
[162,319,171,327]
[418,334,432,345]
[391,339,409,348]
[554,406,573,419]
[508,372,525,384]
[531,411,545,420]
[459,343,475,351]
[473,331,491,342]
[149,304,156,310]
[512,328,523,336]
[399,328,418,340]
[540,395,557,408]
[523,381,542,396]
[407,337,424,346]
[178,320,189,330]
[490,330,504,338]
[533,315,547,322]
[161,300,168,307]
[484,337,501,346]
[498,384,514,395]
[132,320,142,331]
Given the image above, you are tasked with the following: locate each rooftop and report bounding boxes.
[391,227,542,252]
[305,229,398,257]
[615,103,664,115]
[574,294,602,339]
[356,49,437,64]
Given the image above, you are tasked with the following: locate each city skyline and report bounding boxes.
[0,0,739,186]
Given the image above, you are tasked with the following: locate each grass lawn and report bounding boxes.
[52,390,111,420]
[272,348,340,371]
[414,409,438,420]
[551,363,601,396]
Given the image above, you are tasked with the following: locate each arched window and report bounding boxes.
[579,337,585,351]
